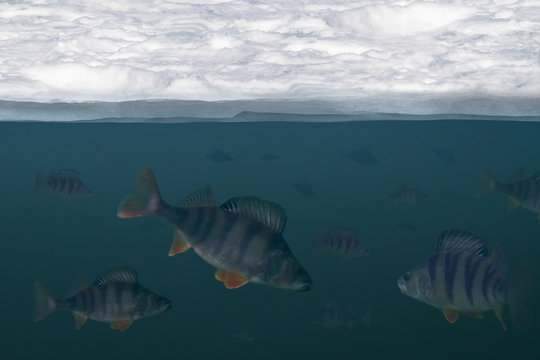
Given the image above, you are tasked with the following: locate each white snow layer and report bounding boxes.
[0,0,539,119]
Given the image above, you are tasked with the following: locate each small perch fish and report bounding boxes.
[205,148,235,163]
[291,182,316,197]
[312,228,369,259]
[33,267,171,331]
[312,302,371,330]
[343,147,379,165]
[385,183,429,205]
[477,168,540,219]
[34,169,91,198]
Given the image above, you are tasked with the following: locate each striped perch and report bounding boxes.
[397,230,533,332]
[33,267,171,331]
[477,167,540,219]
[34,169,92,198]
[116,166,312,291]
[312,228,369,260]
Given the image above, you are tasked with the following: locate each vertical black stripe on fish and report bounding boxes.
[444,252,460,304]
[65,295,77,310]
[482,266,497,303]
[88,288,95,316]
[464,254,482,306]
[492,278,506,302]
[235,221,263,266]
[67,176,75,195]
[79,289,88,313]
[336,234,343,253]
[100,286,108,318]
[59,175,67,194]
[343,236,353,254]
[197,208,217,245]
[189,208,206,238]
[428,253,439,284]
[212,213,239,257]
[115,283,124,316]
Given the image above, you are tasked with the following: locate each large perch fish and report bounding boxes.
[117,166,312,291]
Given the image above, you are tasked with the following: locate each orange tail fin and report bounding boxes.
[33,282,56,322]
[117,166,164,218]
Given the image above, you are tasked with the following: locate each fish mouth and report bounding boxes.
[397,278,407,293]
[296,282,312,292]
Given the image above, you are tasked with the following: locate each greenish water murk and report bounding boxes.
[1,118,539,359]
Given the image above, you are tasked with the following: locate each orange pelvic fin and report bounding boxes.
[442,309,460,324]
[214,269,249,289]
[461,312,485,319]
[494,309,508,331]
[111,319,133,332]
[169,230,191,256]
[74,312,88,330]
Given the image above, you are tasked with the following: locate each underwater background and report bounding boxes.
[1,116,539,359]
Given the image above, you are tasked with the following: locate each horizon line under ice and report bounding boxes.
[0,0,539,117]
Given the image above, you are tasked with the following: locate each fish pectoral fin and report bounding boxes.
[461,312,485,319]
[214,269,249,289]
[494,309,508,331]
[442,309,460,324]
[111,319,133,332]
[169,230,191,256]
[508,198,520,212]
[73,312,88,330]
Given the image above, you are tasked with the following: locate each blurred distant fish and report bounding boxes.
[477,168,540,219]
[117,167,312,291]
[206,148,235,163]
[34,267,171,331]
[385,183,429,205]
[262,153,280,161]
[228,327,255,342]
[312,228,369,259]
[291,182,316,197]
[343,147,379,165]
[397,230,533,332]
[312,303,371,330]
[34,169,91,198]
[432,147,455,165]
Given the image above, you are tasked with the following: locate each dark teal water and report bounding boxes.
[1,119,538,359]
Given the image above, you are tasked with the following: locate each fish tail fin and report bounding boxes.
[117,166,164,218]
[33,172,46,193]
[508,263,535,333]
[476,167,498,196]
[33,282,57,322]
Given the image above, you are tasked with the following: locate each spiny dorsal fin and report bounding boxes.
[489,244,509,279]
[220,196,287,234]
[435,230,487,257]
[177,186,215,208]
[93,267,138,287]
[68,277,89,297]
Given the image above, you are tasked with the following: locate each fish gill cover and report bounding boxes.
[0,0,539,121]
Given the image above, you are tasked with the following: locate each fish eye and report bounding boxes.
[403,272,410,281]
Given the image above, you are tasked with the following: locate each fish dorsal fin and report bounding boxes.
[177,186,215,208]
[220,196,287,234]
[68,277,89,297]
[435,230,488,257]
[510,169,527,182]
[93,267,138,287]
[489,244,509,279]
